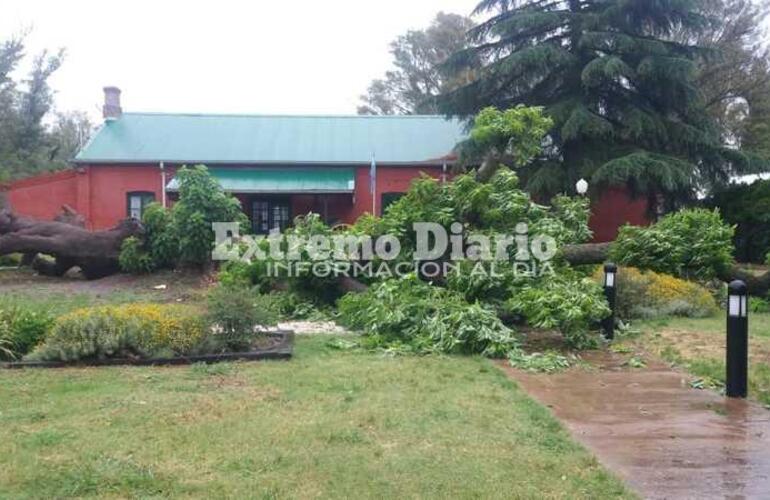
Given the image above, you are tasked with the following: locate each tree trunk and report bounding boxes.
[561,242,612,266]
[475,154,501,183]
[0,209,143,279]
[562,242,770,296]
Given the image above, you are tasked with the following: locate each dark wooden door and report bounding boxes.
[252,197,291,234]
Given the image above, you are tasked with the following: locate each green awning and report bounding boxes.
[166,168,355,193]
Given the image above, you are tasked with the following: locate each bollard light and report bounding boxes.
[604,263,617,288]
[576,178,589,196]
[726,280,749,398]
[602,263,618,340]
[728,281,748,318]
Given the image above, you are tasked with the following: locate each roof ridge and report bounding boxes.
[122,112,456,120]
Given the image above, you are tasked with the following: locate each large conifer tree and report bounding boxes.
[439,0,758,202]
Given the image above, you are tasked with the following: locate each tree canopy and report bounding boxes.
[0,36,92,181]
[358,12,476,115]
[438,0,768,202]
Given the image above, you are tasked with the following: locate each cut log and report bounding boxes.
[0,209,143,279]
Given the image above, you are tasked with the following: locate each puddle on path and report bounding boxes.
[500,351,770,499]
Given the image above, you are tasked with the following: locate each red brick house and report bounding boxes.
[1,87,649,241]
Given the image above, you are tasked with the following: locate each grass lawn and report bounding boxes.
[627,312,770,406]
[0,336,631,499]
[0,268,209,316]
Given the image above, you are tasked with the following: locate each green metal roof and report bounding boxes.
[75,113,467,165]
[166,167,355,193]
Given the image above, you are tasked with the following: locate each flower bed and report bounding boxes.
[1,291,292,368]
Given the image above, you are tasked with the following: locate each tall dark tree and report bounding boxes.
[439,0,759,202]
[358,12,476,115]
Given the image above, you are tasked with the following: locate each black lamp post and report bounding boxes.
[726,280,749,398]
[602,263,617,341]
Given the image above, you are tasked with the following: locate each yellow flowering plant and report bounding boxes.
[29,304,207,362]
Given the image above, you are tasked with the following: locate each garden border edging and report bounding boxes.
[1,331,294,369]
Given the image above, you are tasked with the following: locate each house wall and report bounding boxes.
[87,164,170,229]
[3,164,651,242]
[589,186,651,242]
[350,165,445,220]
[5,170,79,221]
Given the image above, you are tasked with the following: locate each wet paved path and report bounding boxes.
[499,352,770,499]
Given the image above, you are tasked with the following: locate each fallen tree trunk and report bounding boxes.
[561,242,612,266]
[0,209,143,279]
[562,242,770,296]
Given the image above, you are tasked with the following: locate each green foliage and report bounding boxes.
[206,285,278,351]
[0,306,54,359]
[357,167,592,260]
[142,203,178,269]
[0,253,21,267]
[505,275,610,349]
[508,350,573,373]
[750,296,770,314]
[439,0,752,200]
[119,166,246,273]
[171,165,247,267]
[282,214,343,303]
[610,208,734,281]
[118,237,155,274]
[0,337,13,360]
[337,275,519,357]
[268,291,329,321]
[709,180,770,263]
[458,106,554,168]
[218,258,276,293]
[29,304,207,362]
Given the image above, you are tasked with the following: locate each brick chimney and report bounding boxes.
[102,86,122,121]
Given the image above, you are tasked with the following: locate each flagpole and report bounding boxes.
[370,153,377,215]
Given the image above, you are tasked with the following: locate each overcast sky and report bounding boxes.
[2,0,480,121]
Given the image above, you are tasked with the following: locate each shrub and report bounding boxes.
[610,208,734,281]
[750,296,770,314]
[142,203,178,269]
[0,306,54,360]
[29,304,207,362]
[337,275,519,357]
[205,285,278,351]
[592,267,718,319]
[171,165,248,267]
[504,276,610,349]
[119,237,155,274]
[268,291,328,320]
[218,257,277,293]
